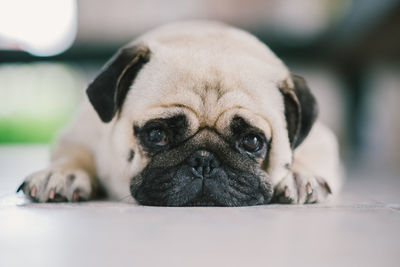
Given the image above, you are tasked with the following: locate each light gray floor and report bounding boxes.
[1,145,399,267]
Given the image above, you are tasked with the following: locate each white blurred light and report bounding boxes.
[0,0,77,56]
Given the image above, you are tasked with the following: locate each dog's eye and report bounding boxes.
[147,128,168,146]
[241,134,263,153]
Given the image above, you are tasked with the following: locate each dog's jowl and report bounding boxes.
[18,21,342,206]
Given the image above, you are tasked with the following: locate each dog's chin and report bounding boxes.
[130,164,273,207]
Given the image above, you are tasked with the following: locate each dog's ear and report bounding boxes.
[279,74,318,149]
[86,45,151,122]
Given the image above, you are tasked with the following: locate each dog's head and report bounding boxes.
[86,22,318,206]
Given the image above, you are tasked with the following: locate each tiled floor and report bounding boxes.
[1,145,399,267]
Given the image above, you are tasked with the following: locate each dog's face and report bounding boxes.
[86,23,318,206]
[131,114,273,206]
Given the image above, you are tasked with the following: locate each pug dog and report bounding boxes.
[17,21,342,206]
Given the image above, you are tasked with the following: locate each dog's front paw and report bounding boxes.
[272,172,332,204]
[17,168,92,203]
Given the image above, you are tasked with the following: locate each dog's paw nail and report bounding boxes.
[305,183,313,195]
[49,189,56,200]
[284,186,290,198]
[73,190,80,202]
[30,186,37,198]
[323,181,332,194]
[16,182,26,193]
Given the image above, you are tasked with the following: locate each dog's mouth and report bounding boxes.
[130,150,273,207]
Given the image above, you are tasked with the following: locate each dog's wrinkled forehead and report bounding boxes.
[125,68,274,138]
[118,22,289,127]
[121,34,290,137]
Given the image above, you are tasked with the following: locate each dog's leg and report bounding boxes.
[18,102,100,202]
[273,122,343,204]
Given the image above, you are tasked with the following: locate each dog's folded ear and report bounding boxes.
[86,44,151,122]
[279,74,318,149]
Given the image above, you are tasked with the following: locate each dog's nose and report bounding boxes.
[187,150,220,178]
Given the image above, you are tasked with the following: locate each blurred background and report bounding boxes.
[0,0,399,174]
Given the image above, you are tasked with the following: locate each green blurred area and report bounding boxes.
[0,116,69,143]
[0,62,91,143]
